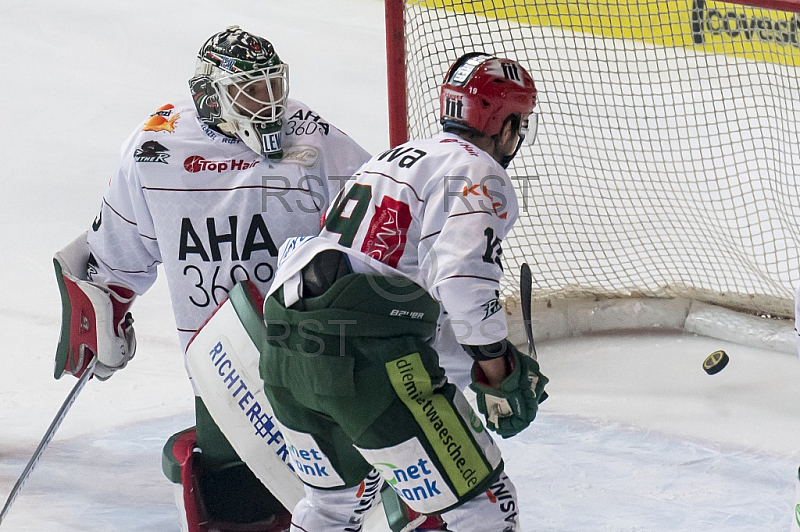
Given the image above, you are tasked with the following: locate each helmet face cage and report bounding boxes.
[212,63,289,155]
[216,65,288,124]
[190,26,289,156]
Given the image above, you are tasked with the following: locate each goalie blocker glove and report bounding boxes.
[469,342,548,439]
[53,232,137,381]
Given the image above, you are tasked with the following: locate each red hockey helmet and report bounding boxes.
[439,53,537,139]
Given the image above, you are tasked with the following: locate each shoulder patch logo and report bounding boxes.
[481,291,503,321]
[143,104,180,133]
[281,146,319,167]
[91,209,102,232]
[134,140,170,163]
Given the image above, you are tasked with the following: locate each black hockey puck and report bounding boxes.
[703,350,729,375]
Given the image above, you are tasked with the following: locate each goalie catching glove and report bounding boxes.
[53,232,137,381]
[469,344,548,439]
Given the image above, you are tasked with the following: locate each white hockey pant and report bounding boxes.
[290,469,382,532]
[290,472,520,532]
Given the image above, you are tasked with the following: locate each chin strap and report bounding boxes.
[497,129,525,169]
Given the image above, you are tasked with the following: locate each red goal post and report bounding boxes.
[385,0,800,350]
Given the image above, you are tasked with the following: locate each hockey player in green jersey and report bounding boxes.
[258,53,548,531]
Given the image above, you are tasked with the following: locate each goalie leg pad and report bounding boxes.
[185,282,305,510]
[162,427,292,532]
[186,282,393,532]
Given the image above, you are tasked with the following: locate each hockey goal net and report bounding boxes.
[386,0,800,325]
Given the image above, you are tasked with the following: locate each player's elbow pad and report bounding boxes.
[53,232,137,380]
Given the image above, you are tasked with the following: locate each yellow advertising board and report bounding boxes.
[421,0,800,66]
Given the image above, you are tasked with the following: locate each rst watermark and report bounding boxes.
[262,315,537,358]
[261,175,349,215]
[260,174,540,215]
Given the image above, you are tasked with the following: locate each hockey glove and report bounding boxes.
[54,232,137,381]
[470,347,548,439]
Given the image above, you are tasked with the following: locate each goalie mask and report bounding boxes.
[440,53,538,167]
[189,26,289,158]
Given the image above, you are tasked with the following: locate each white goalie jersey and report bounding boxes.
[274,132,519,348]
[87,99,370,350]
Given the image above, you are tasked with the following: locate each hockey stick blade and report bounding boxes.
[519,263,537,360]
[0,360,95,526]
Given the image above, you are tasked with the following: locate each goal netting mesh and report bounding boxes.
[392,0,800,318]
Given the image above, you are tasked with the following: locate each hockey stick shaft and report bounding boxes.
[519,263,537,360]
[0,360,95,526]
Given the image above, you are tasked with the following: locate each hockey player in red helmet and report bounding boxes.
[254,52,547,531]
[439,52,538,168]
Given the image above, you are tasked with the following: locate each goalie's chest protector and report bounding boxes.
[120,101,356,344]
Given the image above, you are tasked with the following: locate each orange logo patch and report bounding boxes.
[463,184,507,219]
[143,104,179,133]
